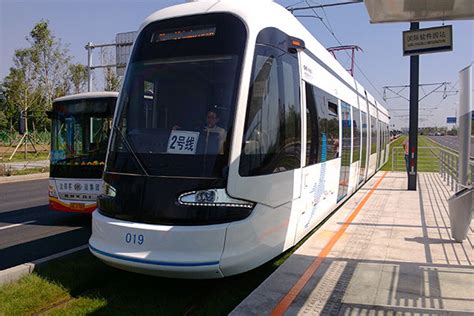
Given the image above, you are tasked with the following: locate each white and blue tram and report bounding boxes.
[89,0,390,278]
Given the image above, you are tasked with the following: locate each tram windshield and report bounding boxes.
[49,97,116,177]
[107,13,246,178]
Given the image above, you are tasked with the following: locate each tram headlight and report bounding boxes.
[103,182,116,198]
[178,189,254,209]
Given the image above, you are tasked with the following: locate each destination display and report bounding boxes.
[152,26,216,42]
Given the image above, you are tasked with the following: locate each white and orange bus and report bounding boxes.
[48,92,118,213]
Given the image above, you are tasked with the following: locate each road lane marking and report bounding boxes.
[270,171,388,316]
[0,220,36,231]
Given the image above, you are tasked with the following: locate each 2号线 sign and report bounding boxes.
[403,25,452,56]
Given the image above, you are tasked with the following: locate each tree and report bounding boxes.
[0,85,8,130]
[2,20,72,132]
[100,47,121,92]
[104,66,120,91]
[28,20,71,105]
[68,63,88,94]
[3,48,41,131]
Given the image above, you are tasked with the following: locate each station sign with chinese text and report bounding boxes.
[403,25,452,56]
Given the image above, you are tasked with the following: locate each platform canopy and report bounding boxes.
[364,0,474,23]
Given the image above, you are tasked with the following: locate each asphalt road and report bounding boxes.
[0,179,91,270]
[428,135,474,157]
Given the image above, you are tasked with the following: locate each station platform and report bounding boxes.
[231,172,473,315]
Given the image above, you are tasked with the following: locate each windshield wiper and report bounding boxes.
[112,125,149,176]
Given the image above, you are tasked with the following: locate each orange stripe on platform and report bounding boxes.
[270,171,388,316]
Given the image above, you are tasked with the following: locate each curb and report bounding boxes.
[0,244,88,286]
[0,172,49,184]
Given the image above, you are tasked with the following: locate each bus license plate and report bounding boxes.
[70,203,85,210]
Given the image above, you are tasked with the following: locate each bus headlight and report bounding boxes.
[48,184,58,198]
[178,189,254,208]
[103,182,116,197]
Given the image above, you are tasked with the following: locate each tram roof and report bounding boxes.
[53,91,119,103]
[140,0,388,115]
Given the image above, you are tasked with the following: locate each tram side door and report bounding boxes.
[296,80,340,241]
[337,102,351,202]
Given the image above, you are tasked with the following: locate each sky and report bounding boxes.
[1,0,473,129]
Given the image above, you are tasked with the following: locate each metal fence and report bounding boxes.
[439,149,474,191]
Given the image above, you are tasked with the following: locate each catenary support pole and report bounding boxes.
[86,42,93,92]
[457,65,472,187]
[408,22,419,191]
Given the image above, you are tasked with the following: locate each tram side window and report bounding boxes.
[380,122,384,151]
[305,83,339,164]
[240,45,301,176]
[381,122,385,150]
[317,89,339,161]
[352,107,360,162]
[305,83,319,165]
[370,115,377,154]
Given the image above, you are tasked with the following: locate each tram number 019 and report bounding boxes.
[125,233,144,245]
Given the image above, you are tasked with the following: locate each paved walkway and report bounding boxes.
[232,172,473,315]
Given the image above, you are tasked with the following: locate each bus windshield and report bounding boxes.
[50,98,115,168]
[107,13,246,178]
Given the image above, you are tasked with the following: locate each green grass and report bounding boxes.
[381,135,445,172]
[1,151,49,162]
[0,274,69,316]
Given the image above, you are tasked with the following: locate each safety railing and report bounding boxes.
[439,149,473,191]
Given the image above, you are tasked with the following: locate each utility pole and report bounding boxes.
[457,65,472,187]
[84,34,135,92]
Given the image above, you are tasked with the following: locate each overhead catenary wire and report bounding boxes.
[285,0,307,9]
[383,82,457,115]
[291,0,385,101]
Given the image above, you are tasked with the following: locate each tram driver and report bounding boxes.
[172,110,227,154]
[203,110,227,155]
